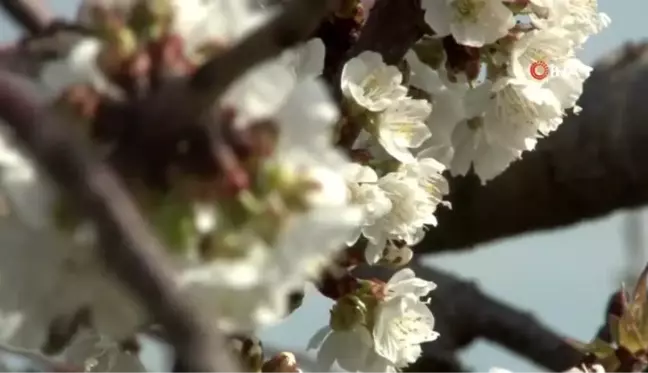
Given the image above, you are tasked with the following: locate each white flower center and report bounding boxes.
[389,312,426,344]
[388,122,418,141]
[361,74,390,102]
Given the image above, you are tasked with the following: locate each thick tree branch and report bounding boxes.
[0,0,52,35]
[354,260,583,371]
[419,42,648,254]
[0,71,237,372]
[347,0,424,64]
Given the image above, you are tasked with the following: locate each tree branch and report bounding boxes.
[0,0,52,35]
[0,71,237,372]
[354,260,583,371]
[347,0,424,64]
[418,41,648,254]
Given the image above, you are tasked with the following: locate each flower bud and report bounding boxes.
[262,352,301,372]
[330,294,368,331]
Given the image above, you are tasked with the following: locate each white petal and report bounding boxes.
[387,268,437,299]
[275,79,339,147]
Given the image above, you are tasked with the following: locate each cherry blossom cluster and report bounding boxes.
[415,0,610,182]
[0,0,608,372]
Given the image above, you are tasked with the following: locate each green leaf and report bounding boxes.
[570,338,616,360]
[618,311,645,354]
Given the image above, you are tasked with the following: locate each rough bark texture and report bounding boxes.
[420,41,648,254]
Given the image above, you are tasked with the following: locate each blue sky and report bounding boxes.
[2,1,648,371]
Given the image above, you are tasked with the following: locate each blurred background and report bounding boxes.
[2,0,648,371]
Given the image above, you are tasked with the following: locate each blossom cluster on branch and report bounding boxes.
[0,0,610,371]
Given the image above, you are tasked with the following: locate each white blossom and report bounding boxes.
[373,269,439,367]
[282,38,327,81]
[0,0,616,370]
[171,0,272,60]
[486,77,563,137]
[421,0,516,47]
[41,0,319,128]
[310,326,394,372]
[370,98,433,164]
[506,26,594,119]
[7,0,358,345]
[419,75,563,183]
[224,38,327,125]
[508,27,575,81]
[0,78,360,343]
[362,168,442,264]
[405,50,467,166]
[543,57,593,115]
[399,156,450,209]
[175,78,364,332]
[309,268,438,372]
[528,0,610,46]
[342,163,393,246]
[0,125,120,350]
[341,51,408,112]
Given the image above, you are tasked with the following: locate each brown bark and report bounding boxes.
[419,42,648,254]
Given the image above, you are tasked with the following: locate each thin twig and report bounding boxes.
[0,0,52,35]
[190,0,336,104]
[0,71,238,372]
